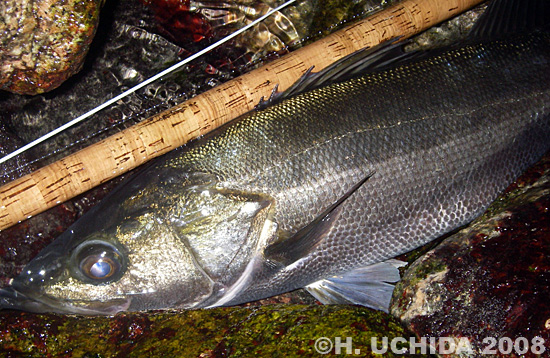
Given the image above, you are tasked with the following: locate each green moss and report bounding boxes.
[404,258,447,289]
[0,305,433,357]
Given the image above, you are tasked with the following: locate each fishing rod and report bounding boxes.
[0,0,485,231]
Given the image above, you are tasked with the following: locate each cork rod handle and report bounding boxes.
[0,0,484,231]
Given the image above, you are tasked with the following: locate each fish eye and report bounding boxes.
[71,240,126,284]
[81,256,117,279]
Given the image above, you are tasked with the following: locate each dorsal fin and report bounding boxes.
[469,0,550,40]
[255,38,416,109]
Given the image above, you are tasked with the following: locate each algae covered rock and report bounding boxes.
[0,305,427,357]
[391,152,550,357]
[0,0,104,94]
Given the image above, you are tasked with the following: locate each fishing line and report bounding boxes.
[0,0,297,166]
[0,96,174,180]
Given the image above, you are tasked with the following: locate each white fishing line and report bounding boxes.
[0,0,297,166]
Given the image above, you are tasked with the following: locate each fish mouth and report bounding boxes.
[0,286,131,315]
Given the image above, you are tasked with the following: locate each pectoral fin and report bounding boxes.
[264,173,373,266]
[305,259,407,312]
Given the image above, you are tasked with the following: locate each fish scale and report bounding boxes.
[208,34,550,305]
[169,34,549,245]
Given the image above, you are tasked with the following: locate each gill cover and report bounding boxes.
[0,167,276,314]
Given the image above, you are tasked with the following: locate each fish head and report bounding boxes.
[0,168,275,315]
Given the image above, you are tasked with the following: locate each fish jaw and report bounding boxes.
[0,285,131,315]
[0,233,132,315]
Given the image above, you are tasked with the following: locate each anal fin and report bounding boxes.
[305,259,407,313]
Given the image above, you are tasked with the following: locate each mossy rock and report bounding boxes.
[0,304,431,357]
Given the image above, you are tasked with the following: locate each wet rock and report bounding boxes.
[307,0,396,40]
[0,0,313,169]
[0,0,191,167]
[0,0,104,95]
[405,2,487,51]
[140,0,394,66]
[0,305,428,357]
[391,152,550,357]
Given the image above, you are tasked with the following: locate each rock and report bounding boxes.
[0,305,428,357]
[0,0,191,165]
[0,0,104,95]
[391,152,550,357]
[141,0,310,63]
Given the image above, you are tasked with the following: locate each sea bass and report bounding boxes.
[1,0,549,315]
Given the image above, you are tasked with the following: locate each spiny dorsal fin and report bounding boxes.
[469,0,550,40]
[255,38,415,109]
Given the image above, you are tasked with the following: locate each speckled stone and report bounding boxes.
[0,0,104,94]
[391,152,550,358]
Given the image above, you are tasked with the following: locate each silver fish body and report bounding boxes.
[1,28,549,314]
[203,31,550,307]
